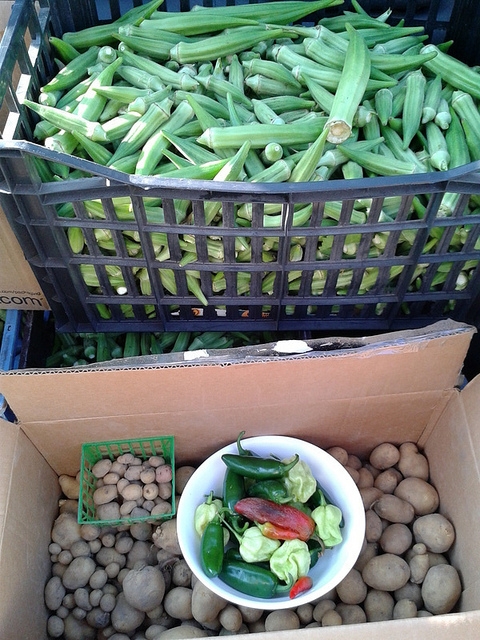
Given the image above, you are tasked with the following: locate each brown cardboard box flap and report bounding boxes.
[423,374,480,612]
[0,320,475,475]
[0,5,48,312]
[0,207,49,310]
[0,424,59,640]
[0,320,473,425]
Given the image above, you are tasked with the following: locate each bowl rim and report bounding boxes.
[177,435,366,610]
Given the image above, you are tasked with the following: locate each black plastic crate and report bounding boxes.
[1,0,480,333]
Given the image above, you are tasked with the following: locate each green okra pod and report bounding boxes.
[421,44,480,100]
[402,69,426,149]
[23,99,107,142]
[197,119,328,150]
[41,47,99,93]
[324,24,370,144]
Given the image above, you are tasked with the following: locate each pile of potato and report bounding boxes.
[324,442,461,623]
[89,453,174,522]
[44,442,462,639]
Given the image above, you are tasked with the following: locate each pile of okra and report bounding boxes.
[23,0,480,305]
[45,329,295,366]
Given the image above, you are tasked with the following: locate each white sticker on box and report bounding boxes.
[183,349,210,360]
[273,340,313,354]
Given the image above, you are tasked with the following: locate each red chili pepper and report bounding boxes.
[259,522,301,541]
[290,576,313,599]
[234,497,316,542]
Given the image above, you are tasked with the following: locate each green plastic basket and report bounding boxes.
[78,436,175,526]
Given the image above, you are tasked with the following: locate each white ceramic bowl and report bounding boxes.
[177,436,365,610]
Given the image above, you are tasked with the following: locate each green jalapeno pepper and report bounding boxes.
[247,479,291,504]
[307,538,324,569]
[223,468,246,511]
[221,452,299,480]
[236,430,254,457]
[222,469,248,535]
[309,485,336,509]
[201,517,224,578]
[219,560,291,598]
[224,547,243,563]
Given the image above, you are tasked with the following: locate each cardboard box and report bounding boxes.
[0,207,49,310]
[0,2,49,311]
[1,319,480,639]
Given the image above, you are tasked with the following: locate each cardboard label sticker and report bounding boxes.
[273,340,313,355]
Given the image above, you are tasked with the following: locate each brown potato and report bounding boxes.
[93,485,117,506]
[120,500,136,516]
[296,604,314,626]
[51,513,82,550]
[143,483,159,501]
[175,466,196,494]
[121,483,143,502]
[379,523,413,555]
[421,565,462,614]
[413,513,455,553]
[397,442,429,480]
[347,454,362,470]
[373,494,415,524]
[91,459,112,479]
[364,589,394,622]
[362,554,410,591]
[321,610,343,626]
[62,557,97,590]
[357,467,374,489]
[394,477,439,515]
[123,565,165,613]
[117,478,129,494]
[192,581,228,624]
[369,443,400,470]
[345,466,360,484]
[364,463,381,479]
[427,552,449,567]
[117,453,136,465]
[148,455,165,468]
[45,576,66,612]
[238,605,264,624]
[140,468,156,485]
[409,551,430,584]
[110,461,126,477]
[336,569,367,605]
[312,599,336,622]
[155,627,208,640]
[264,611,300,631]
[393,599,418,619]
[124,466,142,481]
[374,468,403,494]
[111,592,145,633]
[335,604,366,625]
[164,587,193,621]
[326,446,349,466]
[394,582,423,609]
[360,487,384,510]
[219,604,243,632]
[59,475,80,500]
[365,510,383,543]
[354,542,379,572]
